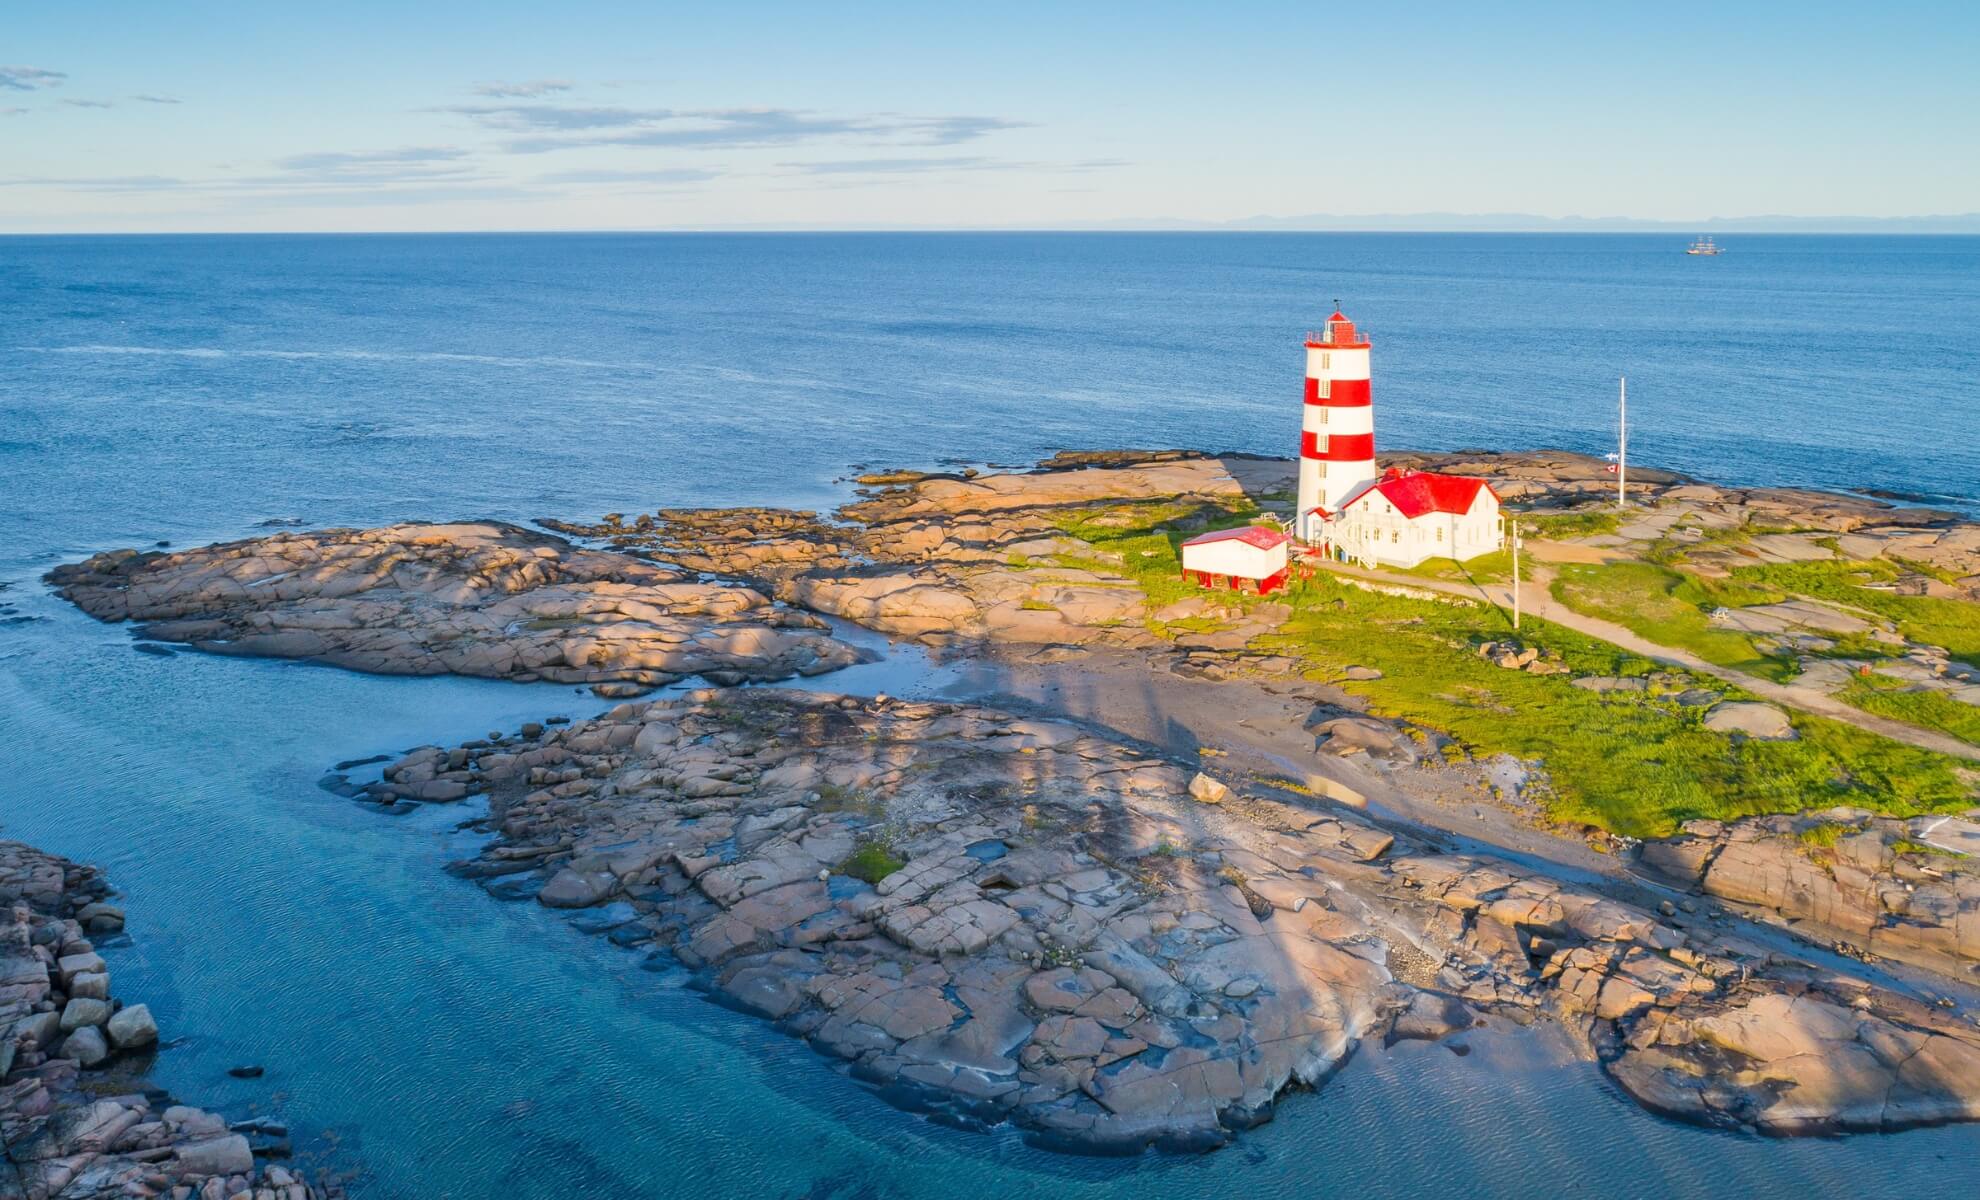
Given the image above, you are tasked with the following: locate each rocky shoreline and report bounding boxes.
[2,842,336,1199]
[1643,811,1980,978]
[398,688,1978,1149]
[42,446,1980,1156]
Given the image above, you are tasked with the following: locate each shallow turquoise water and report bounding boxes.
[4,233,1979,1196]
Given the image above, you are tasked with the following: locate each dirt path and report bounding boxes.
[1311,558,1980,763]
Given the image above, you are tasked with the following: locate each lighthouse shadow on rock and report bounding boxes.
[1295,310,1504,570]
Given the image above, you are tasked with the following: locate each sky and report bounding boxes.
[3,1,1977,232]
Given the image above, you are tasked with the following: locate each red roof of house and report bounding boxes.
[1181,525,1291,550]
[1343,470,1499,519]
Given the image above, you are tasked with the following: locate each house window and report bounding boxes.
[1391,529,1400,544]
[1317,378,1331,399]
[1436,527,1443,542]
[1321,353,1331,369]
[1317,408,1328,425]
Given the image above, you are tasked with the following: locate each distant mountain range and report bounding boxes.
[1062,211,1980,233]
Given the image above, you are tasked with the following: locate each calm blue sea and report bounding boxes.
[3,233,1978,1198]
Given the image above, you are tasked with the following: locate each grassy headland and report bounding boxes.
[1543,518,1980,747]
[1051,498,1976,838]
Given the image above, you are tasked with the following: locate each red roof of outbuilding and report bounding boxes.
[1343,471,1499,518]
[1181,525,1291,550]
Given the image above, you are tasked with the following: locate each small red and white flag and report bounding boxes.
[1605,463,1618,474]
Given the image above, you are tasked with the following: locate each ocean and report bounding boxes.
[3,232,1977,1198]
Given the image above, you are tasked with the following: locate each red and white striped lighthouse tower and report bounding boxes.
[1296,308,1377,542]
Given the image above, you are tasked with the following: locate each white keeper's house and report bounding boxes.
[1326,467,1504,569]
[1296,308,1504,569]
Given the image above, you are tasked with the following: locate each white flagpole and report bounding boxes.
[1618,375,1628,507]
[1511,520,1522,630]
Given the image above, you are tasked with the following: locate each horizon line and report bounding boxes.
[6,227,1980,238]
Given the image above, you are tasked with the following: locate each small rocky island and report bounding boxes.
[2,843,336,1199]
[46,521,862,694]
[30,448,1980,1160]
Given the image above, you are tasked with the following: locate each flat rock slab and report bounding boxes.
[48,521,866,688]
[1714,599,1875,637]
[1702,701,1797,740]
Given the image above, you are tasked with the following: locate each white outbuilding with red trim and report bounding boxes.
[1179,525,1292,594]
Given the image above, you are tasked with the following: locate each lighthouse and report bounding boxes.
[1297,308,1377,542]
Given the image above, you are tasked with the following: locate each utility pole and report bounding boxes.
[1511,520,1522,631]
[1618,375,1628,507]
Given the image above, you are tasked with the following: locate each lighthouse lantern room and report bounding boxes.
[1297,309,1378,541]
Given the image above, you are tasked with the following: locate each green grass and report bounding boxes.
[1891,839,1965,858]
[1646,521,1786,568]
[1726,559,1980,663]
[1048,498,1250,545]
[1797,820,1851,852]
[1041,496,1977,838]
[1891,555,1965,587]
[1398,547,1515,585]
[1516,508,1625,540]
[1842,676,1980,747]
[1549,561,1796,682]
[1049,497,1269,611]
[839,842,906,884]
[1252,574,1973,837]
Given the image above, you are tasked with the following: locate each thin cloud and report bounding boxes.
[783,156,1001,175]
[0,169,526,210]
[260,165,483,186]
[246,184,541,208]
[439,102,1026,154]
[452,103,662,133]
[60,98,114,109]
[275,146,471,173]
[782,155,1127,176]
[472,79,572,98]
[264,147,486,187]
[0,66,65,91]
[0,175,189,191]
[909,116,1029,146]
[1,146,489,196]
[0,107,26,117]
[536,167,718,185]
[133,94,182,105]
